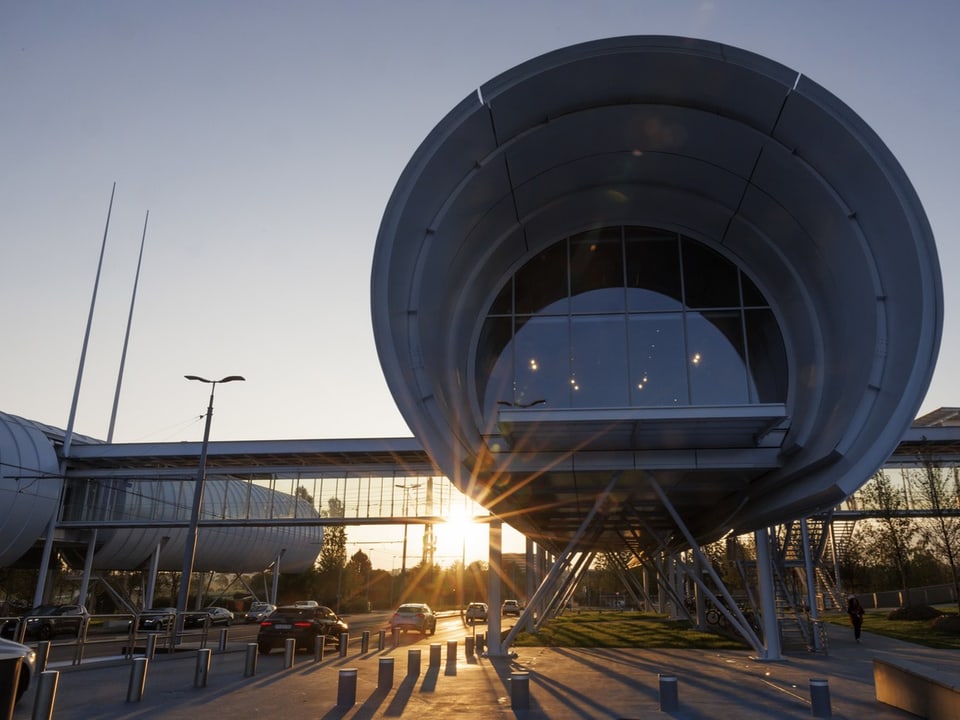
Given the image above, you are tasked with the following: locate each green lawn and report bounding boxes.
[511,611,749,650]
[509,608,960,651]
[821,610,960,650]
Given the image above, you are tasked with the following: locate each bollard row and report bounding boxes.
[103,641,836,720]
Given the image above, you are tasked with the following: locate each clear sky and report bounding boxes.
[2,1,959,569]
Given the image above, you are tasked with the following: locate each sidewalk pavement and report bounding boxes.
[12,621,959,719]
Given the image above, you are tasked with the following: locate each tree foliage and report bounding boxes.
[855,471,918,603]
[907,460,960,613]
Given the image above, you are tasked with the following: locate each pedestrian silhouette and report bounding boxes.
[847,594,865,643]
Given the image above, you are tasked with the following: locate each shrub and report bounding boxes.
[930,615,960,635]
[887,605,942,621]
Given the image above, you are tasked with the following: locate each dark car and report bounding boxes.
[256,605,348,655]
[0,636,36,705]
[1,604,90,641]
[389,603,437,634]
[183,606,234,628]
[136,607,178,632]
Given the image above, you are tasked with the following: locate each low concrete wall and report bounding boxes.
[862,584,958,609]
[874,657,960,719]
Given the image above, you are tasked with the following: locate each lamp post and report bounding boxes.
[176,374,244,633]
[366,547,373,611]
[395,482,421,601]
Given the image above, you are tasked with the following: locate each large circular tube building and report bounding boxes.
[372,36,942,555]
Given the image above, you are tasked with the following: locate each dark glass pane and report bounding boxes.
[628,313,688,406]
[513,316,571,408]
[740,271,766,307]
[569,228,624,312]
[477,317,514,418]
[682,239,740,309]
[687,311,749,404]
[516,242,568,315]
[625,229,682,311]
[745,309,788,403]
[570,315,629,407]
[489,277,513,315]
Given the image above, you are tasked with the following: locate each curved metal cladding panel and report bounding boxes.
[90,479,323,573]
[0,413,62,566]
[372,36,942,550]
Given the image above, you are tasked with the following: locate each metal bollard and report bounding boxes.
[194,648,211,688]
[810,678,832,717]
[476,632,485,654]
[218,627,228,653]
[337,668,358,707]
[36,641,51,673]
[361,630,370,653]
[464,636,475,657]
[283,638,296,669]
[32,669,59,720]
[244,643,258,677]
[510,672,530,710]
[659,674,679,712]
[429,643,441,667]
[378,657,394,691]
[377,629,386,651]
[407,648,421,677]
[392,627,400,647]
[314,635,325,662]
[0,653,21,720]
[145,633,157,660]
[127,657,149,702]
[446,640,457,664]
[339,632,349,658]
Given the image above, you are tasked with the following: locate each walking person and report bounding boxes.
[847,594,865,643]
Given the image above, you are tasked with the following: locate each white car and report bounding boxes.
[244,602,276,623]
[389,603,437,634]
[0,636,36,705]
[502,599,522,616]
[465,602,488,624]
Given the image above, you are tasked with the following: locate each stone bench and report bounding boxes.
[874,657,960,719]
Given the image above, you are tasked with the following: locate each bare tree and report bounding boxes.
[907,460,960,613]
[857,471,918,605]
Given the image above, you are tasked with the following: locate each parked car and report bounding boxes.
[502,599,522,616]
[0,636,36,705]
[136,607,178,632]
[244,602,276,623]
[1,604,90,641]
[465,602,488,625]
[256,605,348,655]
[184,606,234,628]
[389,603,437,634]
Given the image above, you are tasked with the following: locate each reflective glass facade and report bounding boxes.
[477,227,788,418]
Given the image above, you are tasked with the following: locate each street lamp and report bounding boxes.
[395,482,421,601]
[176,374,245,632]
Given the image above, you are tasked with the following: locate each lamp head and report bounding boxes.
[184,374,246,384]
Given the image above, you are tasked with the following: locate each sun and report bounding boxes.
[433,504,488,565]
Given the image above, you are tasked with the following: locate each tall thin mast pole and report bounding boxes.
[63,181,115,457]
[107,209,148,443]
